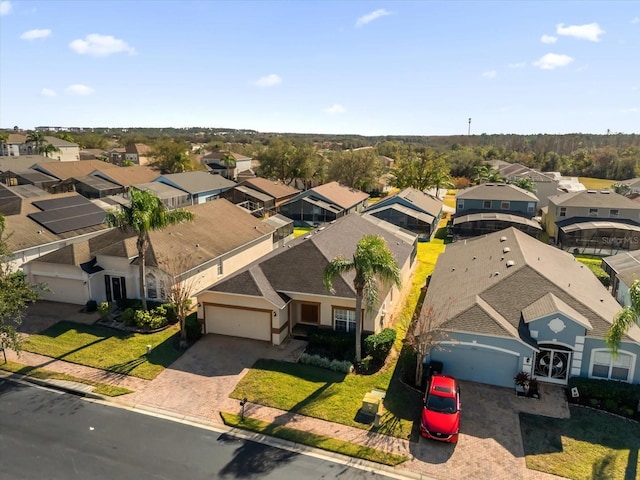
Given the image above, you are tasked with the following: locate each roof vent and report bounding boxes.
[506,260,515,267]
[472,256,476,260]
[304,235,312,239]
[494,271,500,276]
[600,190,610,194]
[500,236,507,242]
[503,247,511,253]
[587,189,597,194]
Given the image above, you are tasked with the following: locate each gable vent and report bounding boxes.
[506,260,515,267]
[503,247,511,253]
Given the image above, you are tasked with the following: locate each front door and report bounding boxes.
[105,275,127,302]
[533,346,571,384]
[300,303,319,324]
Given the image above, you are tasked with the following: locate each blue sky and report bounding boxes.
[1,1,638,136]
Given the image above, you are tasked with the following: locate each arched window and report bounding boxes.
[146,273,158,299]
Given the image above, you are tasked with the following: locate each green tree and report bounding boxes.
[26,131,45,153]
[612,183,631,196]
[0,215,40,356]
[105,190,195,311]
[256,138,319,186]
[511,177,536,193]
[220,152,236,180]
[392,148,447,191]
[425,156,453,197]
[150,140,194,173]
[472,165,503,184]
[607,279,640,354]
[323,235,401,362]
[327,149,383,191]
[38,142,61,158]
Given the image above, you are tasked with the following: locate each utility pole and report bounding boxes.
[468,118,472,136]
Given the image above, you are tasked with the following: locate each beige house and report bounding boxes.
[22,199,275,305]
[1,134,80,162]
[196,213,417,345]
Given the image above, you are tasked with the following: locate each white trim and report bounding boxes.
[588,348,636,383]
[574,343,584,352]
[539,340,574,350]
[437,340,521,357]
[573,352,583,361]
[575,336,585,344]
[571,367,581,376]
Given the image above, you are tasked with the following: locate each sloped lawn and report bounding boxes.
[521,406,640,480]
[231,240,446,440]
[22,321,182,380]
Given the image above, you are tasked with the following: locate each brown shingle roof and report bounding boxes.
[239,177,300,200]
[456,183,539,202]
[309,181,369,209]
[33,160,119,180]
[93,166,160,186]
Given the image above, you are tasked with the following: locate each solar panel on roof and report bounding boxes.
[28,194,106,234]
[33,195,88,211]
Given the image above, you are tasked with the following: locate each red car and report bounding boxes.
[420,374,461,443]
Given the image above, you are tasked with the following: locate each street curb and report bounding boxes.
[0,370,105,400]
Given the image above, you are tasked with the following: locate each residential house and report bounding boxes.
[363,188,443,240]
[543,189,640,254]
[125,143,153,166]
[133,182,191,209]
[222,177,300,216]
[0,155,49,174]
[32,160,120,182]
[196,213,417,345]
[452,183,541,238]
[155,171,236,205]
[91,165,160,189]
[73,175,123,199]
[107,148,126,165]
[201,151,252,179]
[1,135,80,162]
[617,177,640,195]
[421,227,640,388]
[0,169,58,190]
[23,199,275,305]
[601,250,640,307]
[489,159,560,208]
[79,149,108,161]
[279,181,369,225]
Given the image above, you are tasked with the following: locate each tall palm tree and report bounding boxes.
[220,152,236,180]
[38,142,60,158]
[323,235,401,362]
[105,189,195,311]
[607,279,640,353]
[26,131,45,154]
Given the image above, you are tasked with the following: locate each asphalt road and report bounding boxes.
[0,380,394,480]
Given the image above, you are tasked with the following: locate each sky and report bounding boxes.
[0,1,639,136]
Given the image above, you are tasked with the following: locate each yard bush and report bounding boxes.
[154,303,177,324]
[98,301,111,319]
[134,309,167,330]
[121,307,136,326]
[298,353,353,374]
[85,300,97,312]
[185,313,202,342]
[568,377,640,418]
[364,328,396,363]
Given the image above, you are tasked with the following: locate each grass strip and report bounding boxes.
[220,412,407,466]
[0,360,133,397]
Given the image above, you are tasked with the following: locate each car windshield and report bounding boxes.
[426,393,456,413]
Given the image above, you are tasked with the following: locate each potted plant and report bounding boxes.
[514,371,530,396]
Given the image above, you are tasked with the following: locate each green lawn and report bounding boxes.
[220,412,407,466]
[0,360,132,396]
[22,321,182,380]
[231,241,447,440]
[579,177,615,190]
[521,406,640,480]
[293,227,314,238]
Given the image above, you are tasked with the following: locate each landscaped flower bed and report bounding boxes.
[567,377,640,420]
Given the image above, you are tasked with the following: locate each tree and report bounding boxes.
[406,304,449,387]
[391,148,449,192]
[150,140,195,173]
[220,152,236,180]
[105,189,195,311]
[327,149,383,191]
[425,156,453,198]
[511,177,536,193]
[472,165,503,184]
[323,235,401,362]
[164,255,199,348]
[607,279,640,354]
[26,131,45,153]
[38,141,61,158]
[256,138,319,186]
[612,183,631,196]
[0,215,40,357]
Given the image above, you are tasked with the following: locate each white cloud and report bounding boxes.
[324,104,346,114]
[482,70,497,79]
[508,62,526,69]
[540,34,557,44]
[556,23,605,42]
[69,34,135,56]
[41,88,56,97]
[631,17,639,24]
[621,107,639,113]
[254,74,282,87]
[20,29,52,40]
[533,53,574,70]
[65,84,94,96]
[0,1,12,16]
[355,8,391,28]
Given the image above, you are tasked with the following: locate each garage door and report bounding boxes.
[430,343,520,388]
[34,276,86,305]
[205,305,271,342]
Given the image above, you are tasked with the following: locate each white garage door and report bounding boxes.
[34,276,86,305]
[205,305,271,342]
[430,344,520,388]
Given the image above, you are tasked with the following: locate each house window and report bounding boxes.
[500,201,510,210]
[146,273,158,299]
[457,200,464,210]
[483,200,491,209]
[334,308,356,333]
[559,207,566,217]
[527,202,535,214]
[610,209,619,218]
[590,349,634,382]
[589,208,598,217]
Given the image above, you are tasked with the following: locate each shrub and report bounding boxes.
[121,308,135,326]
[364,328,396,363]
[134,309,166,330]
[358,355,374,374]
[85,300,97,312]
[98,301,111,319]
[307,329,356,361]
[299,353,353,374]
[185,313,202,342]
[569,377,640,414]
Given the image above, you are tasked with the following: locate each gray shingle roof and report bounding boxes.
[423,227,640,343]
[365,187,442,219]
[158,172,236,194]
[548,189,640,209]
[456,183,539,202]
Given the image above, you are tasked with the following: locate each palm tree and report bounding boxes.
[512,177,536,193]
[105,189,195,311]
[0,132,8,155]
[220,152,236,180]
[38,142,61,158]
[607,279,640,353]
[323,235,401,362]
[26,131,45,154]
